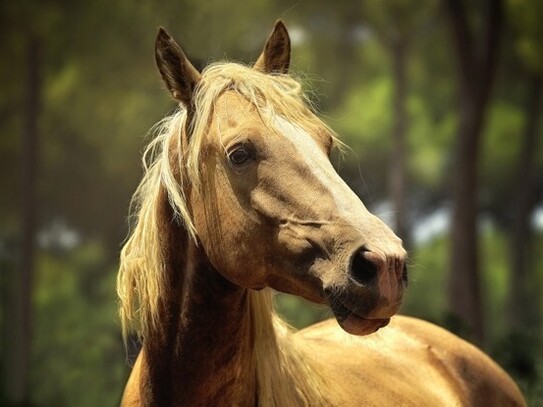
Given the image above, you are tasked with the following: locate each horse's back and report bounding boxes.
[296,315,525,406]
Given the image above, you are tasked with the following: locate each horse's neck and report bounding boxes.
[139,186,326,406]
[142,243,257,406]
[140,240,327,407]
[138,187,256,406]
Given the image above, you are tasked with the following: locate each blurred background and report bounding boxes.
[1,0,542,405]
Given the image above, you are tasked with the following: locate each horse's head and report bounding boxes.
[154,21,407,336]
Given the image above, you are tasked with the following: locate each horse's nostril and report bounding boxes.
[349,249,378,286]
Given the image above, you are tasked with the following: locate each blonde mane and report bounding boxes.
[117,62,336,405]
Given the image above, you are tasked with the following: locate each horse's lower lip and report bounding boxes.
[326,292,392,335]
[338,314,390,336]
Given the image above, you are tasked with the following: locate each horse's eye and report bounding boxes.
[228,147,253,167]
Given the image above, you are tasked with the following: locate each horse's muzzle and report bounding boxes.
[326,246,407,336]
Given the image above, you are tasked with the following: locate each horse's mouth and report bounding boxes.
[329,300,390,336]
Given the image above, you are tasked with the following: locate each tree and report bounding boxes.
[3,34,41,406]
[0,1,45,401]
[361,1,436,247]
[444,0,504,344]
[505,0,543,330]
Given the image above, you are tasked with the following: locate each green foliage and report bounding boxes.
[480,225,511,343]
[401,235,448,323]
[274,293,330,329]
[403,228,540,336]
[508,0,543,74]
[336,77,393,152]
[31,243,126,407]
[492,330,543,403]
[481,101,524,188]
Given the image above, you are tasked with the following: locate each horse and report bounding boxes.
[117,21,525,406]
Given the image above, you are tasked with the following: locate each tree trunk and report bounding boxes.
[444,0,503,345]
[389,38,409,247]
[507,75,542,330]
[448,93,486,343]
[4,35,41,405]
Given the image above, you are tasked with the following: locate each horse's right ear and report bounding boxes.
[254,20,291,74]
[155,27,201,108]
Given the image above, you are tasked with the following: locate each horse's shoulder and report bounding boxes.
[120,350,143,407]
[295,316,525,406]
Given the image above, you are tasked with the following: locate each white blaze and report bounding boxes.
[273,116,369,223]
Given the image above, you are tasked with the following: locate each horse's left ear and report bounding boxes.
[254,20,291,74]
[155,27,201,108]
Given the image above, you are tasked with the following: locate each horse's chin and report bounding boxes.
[328,296,392,336]
[337,314,390,336]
